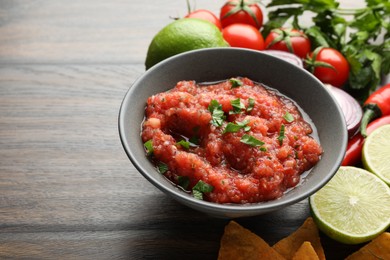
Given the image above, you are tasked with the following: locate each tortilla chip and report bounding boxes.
[218,221,285,260]
[346,232,390,260]
[292,241,320,260]
[272,217,325,260]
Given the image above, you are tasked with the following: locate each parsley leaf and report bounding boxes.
[189,136,200,146]
[192,189,203,200]
[223,119,251,133]
[223,120,251,133]
[278,124,286,146]
[283,112,294,122]
[224,122,242,133]
[192,180,214,200]
[240,134,265,147]
[178,176,190,190]
[229,78,243,88]
[247,98,255,112]
[144,140,154,155]
[157,162,168,174]
[189,127,200,145]
[208,100,226,127]
[237,120,251,131]
[230,98,246,114]
[177,140,190,150]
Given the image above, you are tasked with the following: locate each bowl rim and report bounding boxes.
[118,47,347,215]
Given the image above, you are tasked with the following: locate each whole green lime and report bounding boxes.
[145,18,229,70]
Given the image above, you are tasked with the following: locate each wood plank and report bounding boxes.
[0,0,224,65]
[0,0,381,258]
[0,64,303,233]
[0,230,222,260]
[0,64,362,259]
[0,64,160,229]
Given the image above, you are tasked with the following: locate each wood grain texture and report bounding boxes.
[0,0,384,259]
[0,0,224,65]
[0,64,366,260]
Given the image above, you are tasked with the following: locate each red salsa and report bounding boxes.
[141,77,322,204]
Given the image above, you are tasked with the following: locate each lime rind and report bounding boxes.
[309,166,390,244]
[145,18,229,69]
[362,124,390,185]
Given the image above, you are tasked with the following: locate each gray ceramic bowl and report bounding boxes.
[119,48,347,218]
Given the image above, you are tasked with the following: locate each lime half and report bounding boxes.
[309,166,390,244]
[362,124,390,185]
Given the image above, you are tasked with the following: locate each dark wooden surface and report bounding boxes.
[0,1,385,259]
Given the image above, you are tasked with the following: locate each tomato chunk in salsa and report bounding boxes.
[141,77,322,204]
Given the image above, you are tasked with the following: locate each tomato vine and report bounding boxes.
[263,0,390,102]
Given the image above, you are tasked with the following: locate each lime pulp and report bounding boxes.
[309,166,390,244]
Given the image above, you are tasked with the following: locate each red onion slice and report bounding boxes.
[262,50,303,68]
[326,84,363,138]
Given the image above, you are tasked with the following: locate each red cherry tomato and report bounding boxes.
[306,47,350,87]
[264,28,311,59]
[185,9,222,31]
[220,0,263,29]
[342,115,390,166]
[222,23,265,50]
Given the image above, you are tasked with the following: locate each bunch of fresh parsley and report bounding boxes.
[263,0,390,102]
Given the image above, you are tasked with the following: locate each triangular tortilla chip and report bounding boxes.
[218,221,285,260]
[292,241,320,260]
[272,217,325,260]
[346,232,390,260]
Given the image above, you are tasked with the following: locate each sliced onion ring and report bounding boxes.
[262,50,303,68]
[326,84,363,138]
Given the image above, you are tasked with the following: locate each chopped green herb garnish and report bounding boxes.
[260,147,268,152]
[189,127,200,145]
[223,119,251,133]
[278,124,286,146]
[237,120,251,132]
[229,78,243,88]
[208,99,220,112]
[178,176,190,190]
[144,140,154,155]
[283,112,294,123]
[229,98,246,114]
[157,162,168,174]
[189,135,200,146]
[247,98,255,112]
[240,134,265,147]
[192,180,214,200]
[224,122,242,133]
[177,140,190,150]
[208,100,225,127]
[192,189,203,200]
[193,180,214,193]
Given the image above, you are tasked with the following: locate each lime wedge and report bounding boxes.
[362,124,390,185]
[309,166,390,244]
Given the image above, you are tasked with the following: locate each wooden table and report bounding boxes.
[0,0,387,259]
